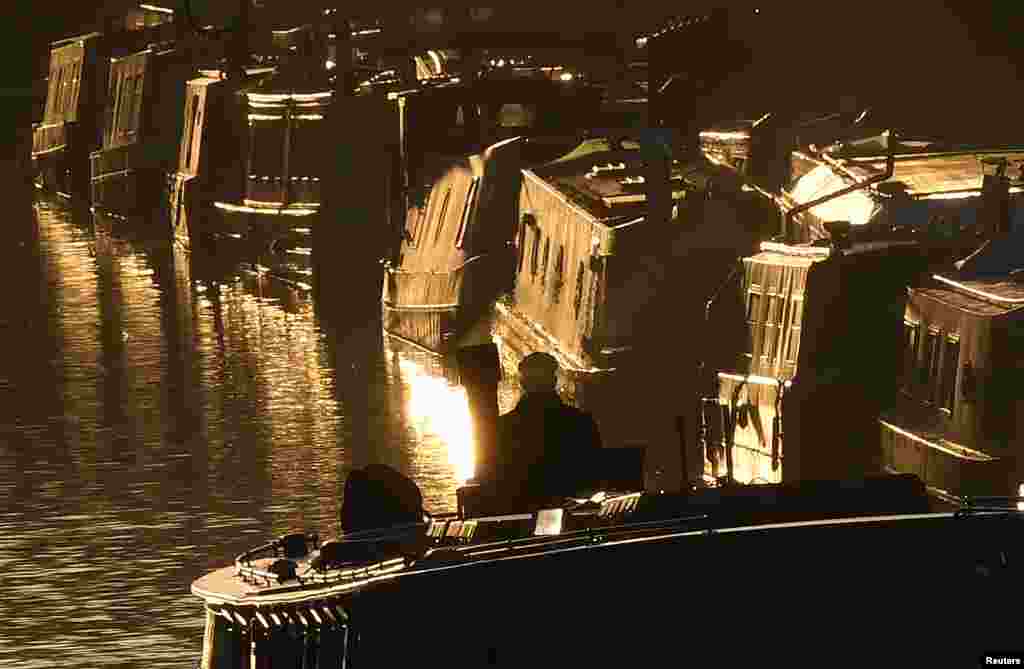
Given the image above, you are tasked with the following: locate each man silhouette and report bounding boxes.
[493,352,603,503]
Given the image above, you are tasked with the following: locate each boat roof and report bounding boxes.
[51,32,103,48]
[525,139,727,222]
[191,508,1011,610]
[750,239,920,267]
[915,275,1024,317]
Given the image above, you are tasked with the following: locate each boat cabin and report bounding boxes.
[382,136,524,352]
[89,45,197,219]
[502,135,769,373]
[116,3,175,32]
[881,228,1024,500]
[211,65,332,224]
[712,238,926,485]
[32,32,108,196]
[781,135,1024,246]
[169,68,274,244]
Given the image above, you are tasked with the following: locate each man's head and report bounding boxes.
[518,352,559,394]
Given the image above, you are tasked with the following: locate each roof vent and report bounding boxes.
[824,220,852,251]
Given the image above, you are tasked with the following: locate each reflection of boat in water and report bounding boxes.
[189,468,1024,667]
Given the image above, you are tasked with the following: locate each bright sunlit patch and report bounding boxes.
[398,356,475,484]
[788,164,879,226]
[559,72,574,81]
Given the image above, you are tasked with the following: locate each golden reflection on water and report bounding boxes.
[389,346,476,487]
[2,196,474,668]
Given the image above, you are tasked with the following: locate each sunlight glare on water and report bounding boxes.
[0,195,471,668]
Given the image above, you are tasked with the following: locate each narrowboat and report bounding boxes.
[381,136,524,353]
[168,67,275,249]
[189,472,1024,667]
[207,22,336,243]
[881,206,1024,501]
[705,123,1024,493]
[32,32,108,199]
[33,3,193,200]
[379,71,605,353]
[90,44,197,224]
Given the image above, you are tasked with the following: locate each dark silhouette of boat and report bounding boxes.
[189,469,1024,666]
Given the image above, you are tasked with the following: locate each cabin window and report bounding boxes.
[117,75,137,138]
[574,260,586,318]
[56,66,68,115]
[940,337,960,412]
[408,187,431,247]
[530,229,540,278]
[902,321,920,388]
[539,237,551,288]
[516,214,529,273]
[552,245,565,304]
[746,289,763,360]
[784,298,803,364]
[183,95,200,171]
[762,294,782,362]
[248,121,287,191]
[746,290,762,323]
[65,63,80,119]
[921,329,939,389]
[289,116,328,198]
[433,187,452,245]
[110,75,126,139]
[131,74,144,135]
[456,177,479,249]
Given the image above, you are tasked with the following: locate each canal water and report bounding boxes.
[0,192,521,668]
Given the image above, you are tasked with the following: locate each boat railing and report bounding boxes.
[234,523,431,586]
[32,121,69,158]
[956,495,1024,517]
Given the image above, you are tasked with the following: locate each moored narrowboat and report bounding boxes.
[32,32,108,199]
[706,126,1024,494]
[169,67,275,248]
[89,32,223,226]
[210,25,333,241]
[381,136,524,353]
[881,219,1024,501]
[378,71,605,353]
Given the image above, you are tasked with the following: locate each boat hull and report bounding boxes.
[346,512,1021,666]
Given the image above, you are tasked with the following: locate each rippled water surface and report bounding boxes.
[0,194,514,668]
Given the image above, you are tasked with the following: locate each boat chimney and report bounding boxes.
[455,344,502,482]
[640,129,673,225]
[979,158,1012,238]
[227,0,250,79]
[824,220,852,251]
